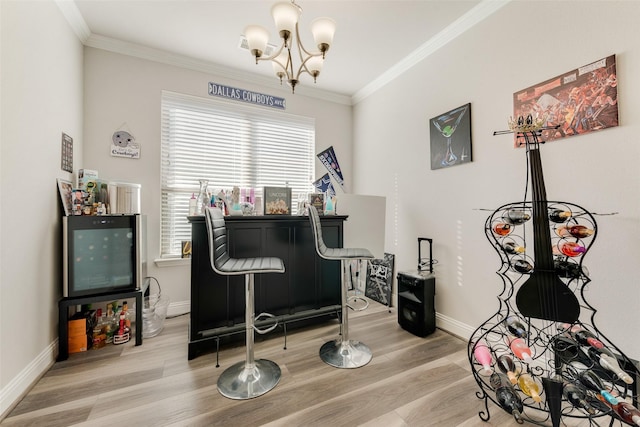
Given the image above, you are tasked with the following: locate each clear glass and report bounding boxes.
[196,179,209,215]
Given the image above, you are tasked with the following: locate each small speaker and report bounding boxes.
[397,271,436,337]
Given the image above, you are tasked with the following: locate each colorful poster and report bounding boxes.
[312,173,335,197]
[317,146,345,190]
[513,55,618,145]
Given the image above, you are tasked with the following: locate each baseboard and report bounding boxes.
[166,300,190,318]
[436,312,475,342]
[0,340,57,421]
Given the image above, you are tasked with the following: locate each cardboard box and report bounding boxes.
[68,334,87,353]
[68,318,86,337]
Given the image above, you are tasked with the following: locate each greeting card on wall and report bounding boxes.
[264,187,291,215]
[513,55,618,146]
[317,146,345,191]
[430,103,472,170]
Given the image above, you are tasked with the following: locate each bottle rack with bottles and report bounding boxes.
[468,203,640,426]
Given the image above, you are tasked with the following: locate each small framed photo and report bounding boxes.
[57,178,73,216]
[309,193,325,215]
[263,187,292,215]
[181,241,192,258]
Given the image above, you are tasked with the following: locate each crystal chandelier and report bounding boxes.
[244,1,336,93]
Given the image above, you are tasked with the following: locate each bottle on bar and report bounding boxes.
[493,223,513,236]
[577,368,619,405]
[502,242,525,255]
[512,259,533,274]
[569,325,605,350]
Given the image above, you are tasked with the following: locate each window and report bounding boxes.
[160,91,315,257]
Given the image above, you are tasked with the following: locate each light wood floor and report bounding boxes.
[0,302,561,427]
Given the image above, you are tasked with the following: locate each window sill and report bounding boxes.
[154,257,190,268]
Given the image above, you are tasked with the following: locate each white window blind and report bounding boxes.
[160,91,315,257]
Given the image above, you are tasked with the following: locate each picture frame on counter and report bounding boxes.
[263,187,292,215]
[309,193,325,215]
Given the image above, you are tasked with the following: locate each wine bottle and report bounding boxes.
[490,372,524,422]
[504,316,528,338]
[578,369,619,405]
[473,341,493,374]
[567,225,594,238]
[508,337,533,362]
[493,223,513,236]
[550,335,580,364]
[611,401,640,426]
[512,259,533,274]
[496,354,518,384]
[563,382,596,415]
[560,241,586,257]
[554,259,584,279]
[549,209,572,223]
[587,347,634,385]
[518,373,542,403]
[569,325,605,350]
[502,242,525,254]
[506,209,531,225]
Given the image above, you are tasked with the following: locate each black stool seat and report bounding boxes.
[205,207,284,399]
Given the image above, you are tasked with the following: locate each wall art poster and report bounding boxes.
[317,146,345,189]
[513,54,618,146]
[365,253,395,307]
[430,103,472,170]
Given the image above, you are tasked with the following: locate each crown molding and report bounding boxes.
[352,0,511,105]
[84,34,352,106]
[55,0,90,43]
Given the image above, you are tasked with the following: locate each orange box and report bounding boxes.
[68,334,87,353]
[68,319,86,337]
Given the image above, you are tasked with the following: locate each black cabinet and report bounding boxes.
[188,215,346,359]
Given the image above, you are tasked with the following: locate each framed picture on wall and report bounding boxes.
[429,103,472,170]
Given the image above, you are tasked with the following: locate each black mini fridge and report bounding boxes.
[397,237,436,337]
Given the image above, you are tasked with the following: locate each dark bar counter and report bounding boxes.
[187,214,346,359]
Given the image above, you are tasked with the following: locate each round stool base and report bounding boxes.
[320,339,372,368]
[217,359,281,400]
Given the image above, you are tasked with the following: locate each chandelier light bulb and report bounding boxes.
[271,2,299,44]
[244,25,270,60]
[311,17,336,55]
[306,56,323,81]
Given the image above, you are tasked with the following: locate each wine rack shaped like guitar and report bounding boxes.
[468,119,640,427]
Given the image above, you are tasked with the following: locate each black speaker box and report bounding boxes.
[397,271,436,337]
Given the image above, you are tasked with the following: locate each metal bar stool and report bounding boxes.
[308,206,375,368]
[204,206,285,399]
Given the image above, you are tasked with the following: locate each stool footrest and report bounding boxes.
[253,312,278,334]
[346,295,369,312]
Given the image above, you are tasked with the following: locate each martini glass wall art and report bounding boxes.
[430,103,472,170]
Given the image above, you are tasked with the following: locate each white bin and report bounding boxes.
[108,182,141,214]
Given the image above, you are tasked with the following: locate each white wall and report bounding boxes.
[0,0,84,417]
[353,1,640,357]
[82,47,354,308]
